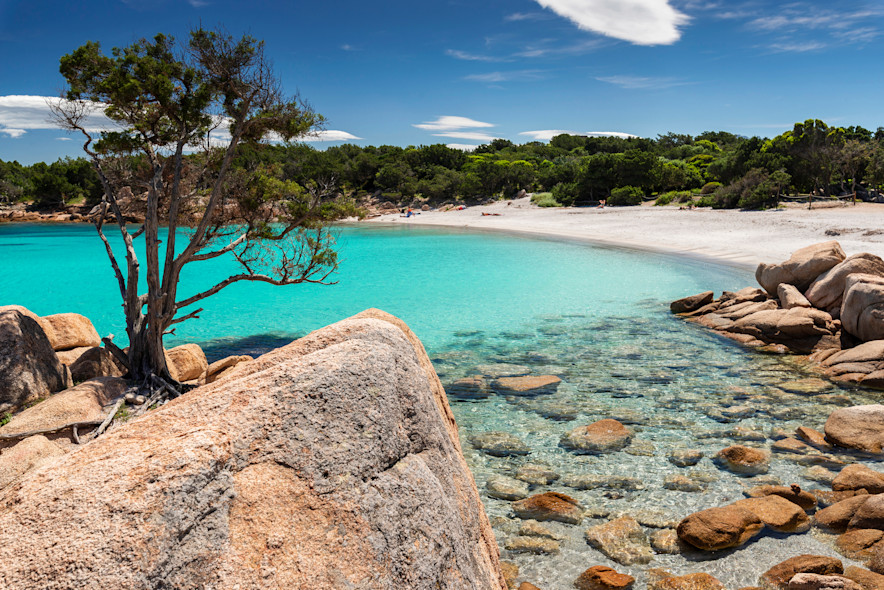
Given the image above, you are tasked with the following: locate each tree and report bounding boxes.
[53,29,356,386]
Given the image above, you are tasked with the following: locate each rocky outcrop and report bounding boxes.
[779,284,813,309]
[833,465,884,494]
[0,310,506,589]
[671,291,714,314]
[0,309,66,413]
[756,242,846,295]
[814,496,873,532]
[38,313,101,351]
[165,343,208,382]
[805,254,884,313]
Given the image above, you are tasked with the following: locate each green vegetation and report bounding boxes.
[3,119,884,211]
[530,192,561,207]
[608,186,644,206]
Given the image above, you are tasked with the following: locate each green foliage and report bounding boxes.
[550,182,578,206]
[531,192,561,207]
[700,181,722,194]
[608,186,643,206]
[0,412,10,426]
[655,190,692,206]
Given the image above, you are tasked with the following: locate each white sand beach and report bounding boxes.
[370,198,884,270]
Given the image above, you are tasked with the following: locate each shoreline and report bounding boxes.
[366,198,884,271]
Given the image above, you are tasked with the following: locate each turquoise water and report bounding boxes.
[1,222,879,588]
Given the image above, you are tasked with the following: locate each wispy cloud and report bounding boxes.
[433,131,499,141]
[596,75,689,89]
[533,0,690,46]
[768,41,827,53]
[504,11,551,22]
[520,129,638,141]
[445,49,508,62]
[464,70,547,83]
[1,128,26,138]
[187,0,210,7]
[742,4,881,51]
[341,44,358,51]
[414,116,494,131]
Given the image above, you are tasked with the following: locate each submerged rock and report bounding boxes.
[469,431,531,457]
[714,445,770,475]
[787,573,861,590]
[560,419,632,454]
[486,475,530,501]
[835,529,884,560]
[584,516,652,565]
[574,565,635,590]
[744,485,817,511]
[676,505,763,551]
[512,492,583,525]
[491,375,561,396]
[513,463,559,485]
[650,529,682,554]
[649,573,726,590]
[504,535,559,555]
[760,555,843,590]
[0,310,507,589]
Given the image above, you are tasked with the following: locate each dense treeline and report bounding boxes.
[3,119,884,211]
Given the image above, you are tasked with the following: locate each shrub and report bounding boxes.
[607,186,643,206]
[700,181,722,194]
[655,190,692,206]
[694,195,715,207]
[531,192,561,207]
[551,182,578,206]
[655,192,675,206]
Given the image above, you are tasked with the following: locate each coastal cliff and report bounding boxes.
[0,309,506,589]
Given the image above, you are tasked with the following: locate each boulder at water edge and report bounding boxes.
[0,310,506,589]
[676,505,763,551]
[756,241,846,296]
[760,555,843,590]
[825,405,884,454]
[0,309,66,412]
[69,346,127,381]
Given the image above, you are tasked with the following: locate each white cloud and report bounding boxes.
[446,144,480,151]
[505,12,549,21]
[464,70,547,83]
[446,49,507,62]
[298,129,362,142]
[433,131,499,141]
[596,75,688,89]
[534,0,690,45]
[55,137,73,141]
[0,95,118,138]
[768,41,827,53]
[520,129,638,140]
[414,116,494,131]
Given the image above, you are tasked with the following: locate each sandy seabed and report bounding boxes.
[369,198,884,270]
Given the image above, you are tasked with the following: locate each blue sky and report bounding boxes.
[1,0,882,164]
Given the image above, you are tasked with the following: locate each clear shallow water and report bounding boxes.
[1,222,880,587]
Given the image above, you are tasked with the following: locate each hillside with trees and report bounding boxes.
[3,119,884,212]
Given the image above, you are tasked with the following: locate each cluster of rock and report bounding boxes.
[0,305,252,482]
[0,309,508,588]
[448,363,563,400]
[672,241,884,388]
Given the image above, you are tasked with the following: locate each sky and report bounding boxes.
[1,0,883,164]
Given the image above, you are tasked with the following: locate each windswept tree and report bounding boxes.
[52,29,357,386]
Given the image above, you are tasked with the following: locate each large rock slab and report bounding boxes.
[841,275,884,342]
[676,505,763,551]
[0,377,127,440]
[513,492,583,524]
[826,406,884,454]
[0,309,66,413]
[0,435,64,491]
[756,241,846,295]
[815,496,873,532]
[806,254,884,312]
[205,355,252,384]
[38,313,100,351]
[780,284,813,309]
[0,310,507,589]
[833,465,884,494]
[671,291,714,314]
[734,495,811,533]
[491,375,561,396]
